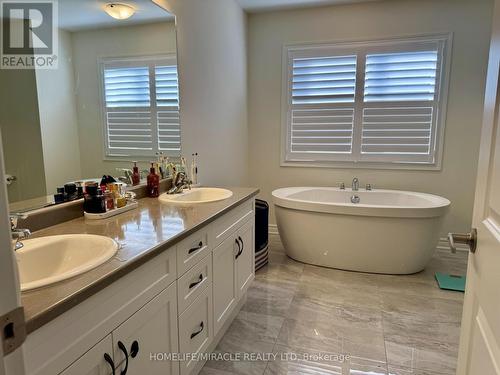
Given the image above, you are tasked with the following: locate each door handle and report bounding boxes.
[448,228,477,254]
[235,236,244,259]
[104,353,116,375]
[117,341,129,375]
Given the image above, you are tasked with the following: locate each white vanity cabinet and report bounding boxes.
[25,198,255,375]
[58,283,179,375]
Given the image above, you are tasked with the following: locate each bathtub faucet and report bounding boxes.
[352,177,359,191]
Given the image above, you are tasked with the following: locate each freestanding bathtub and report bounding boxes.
[272,187,450,274]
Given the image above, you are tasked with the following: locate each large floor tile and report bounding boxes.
[385,339,458,375]
[286,294,383,332]
[380,291,463,322]
[265,345,389,375]
[242,278,297,317]
[382,310,461,346]
[228,310,285,344]
[277,318,387,363]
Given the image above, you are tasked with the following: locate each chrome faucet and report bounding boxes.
[10,213,30,251]
[167,171,191,194]
[352,177,359,191]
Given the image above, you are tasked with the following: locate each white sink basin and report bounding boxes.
[159,187,233,204]
[16,234,118,291]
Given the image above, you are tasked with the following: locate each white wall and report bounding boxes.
[36,29,82,193]
[71,21,177,178]
[155,0,249,186]
[247,0,493,234]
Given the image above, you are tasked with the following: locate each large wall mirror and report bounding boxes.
[0,0,179,211]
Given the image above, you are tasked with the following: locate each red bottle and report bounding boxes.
[132,161,141,186]
[147,163,160,197]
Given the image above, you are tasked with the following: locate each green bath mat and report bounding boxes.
[435,272,466,292]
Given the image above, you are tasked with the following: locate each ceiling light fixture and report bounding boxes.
[104,3,136,20]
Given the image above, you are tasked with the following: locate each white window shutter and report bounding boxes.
[104,66,153,154]
[283,36,449,168]
[287,54,357,160]
[101,56,181,157]
[360,50,440,163]
[155,65,181,154]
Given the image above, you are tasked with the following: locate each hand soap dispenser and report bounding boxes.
[147,163,160,197]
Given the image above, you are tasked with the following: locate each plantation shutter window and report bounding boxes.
[101,55,180,157]
[283,35,450,168]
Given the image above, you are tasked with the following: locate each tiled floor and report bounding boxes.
[201,235,468,375]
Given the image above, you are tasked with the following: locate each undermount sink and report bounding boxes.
[16,234,118,291]
[159,187,233,204]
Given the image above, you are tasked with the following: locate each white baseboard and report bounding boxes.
[268,225,468,253]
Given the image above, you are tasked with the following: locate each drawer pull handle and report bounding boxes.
[189,274,204,289]
[117,341,129,375]
[235,237,244,259]
[188,241,203,254]
[104,353,116,375]
[130,340,139,358]
[190,321,204,339]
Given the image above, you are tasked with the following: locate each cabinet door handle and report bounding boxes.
[117,341,129,375]
[188,241,203,254]
[190,321,204,339]
[189,274,204,289]
[104,353,116,375]
[235,237,244,259]
[235,238,242,259]
[130,340,139,358]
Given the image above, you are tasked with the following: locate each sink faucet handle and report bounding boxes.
[339,182,345,190]
[366,183,372,191]
[9,212,28,230]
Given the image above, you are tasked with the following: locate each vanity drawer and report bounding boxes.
[177,229,210,276]
[210,200,254,248]
[178,286,213,375]
[177,253,212,314]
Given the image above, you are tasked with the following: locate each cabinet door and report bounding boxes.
[212,235,237,335]
[59,335,113,375]
[236,219,255,297]
[112,283,179,375]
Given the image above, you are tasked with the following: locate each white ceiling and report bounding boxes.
[58,0,381,31]
[58,0,173,32]
[237,0,380,12]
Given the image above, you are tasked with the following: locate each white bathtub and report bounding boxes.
[272,187,450,274]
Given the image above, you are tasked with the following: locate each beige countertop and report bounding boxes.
[21,187,259,334]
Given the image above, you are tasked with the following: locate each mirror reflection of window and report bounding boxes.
[0,2,179,211]
[101,56,180,157]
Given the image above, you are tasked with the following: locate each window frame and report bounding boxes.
[281,34,452,170]
[98,54,180,160]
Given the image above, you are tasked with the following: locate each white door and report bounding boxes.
[112,284,179,375]
[212,235,237,335]
[456,1,500,373]
[59,336,113,375]
[0,137,26,375]
[235,220,255,297]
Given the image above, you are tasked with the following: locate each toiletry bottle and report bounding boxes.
[147,163,160,198]
[191,153,198,185]
[132,162,141,185]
